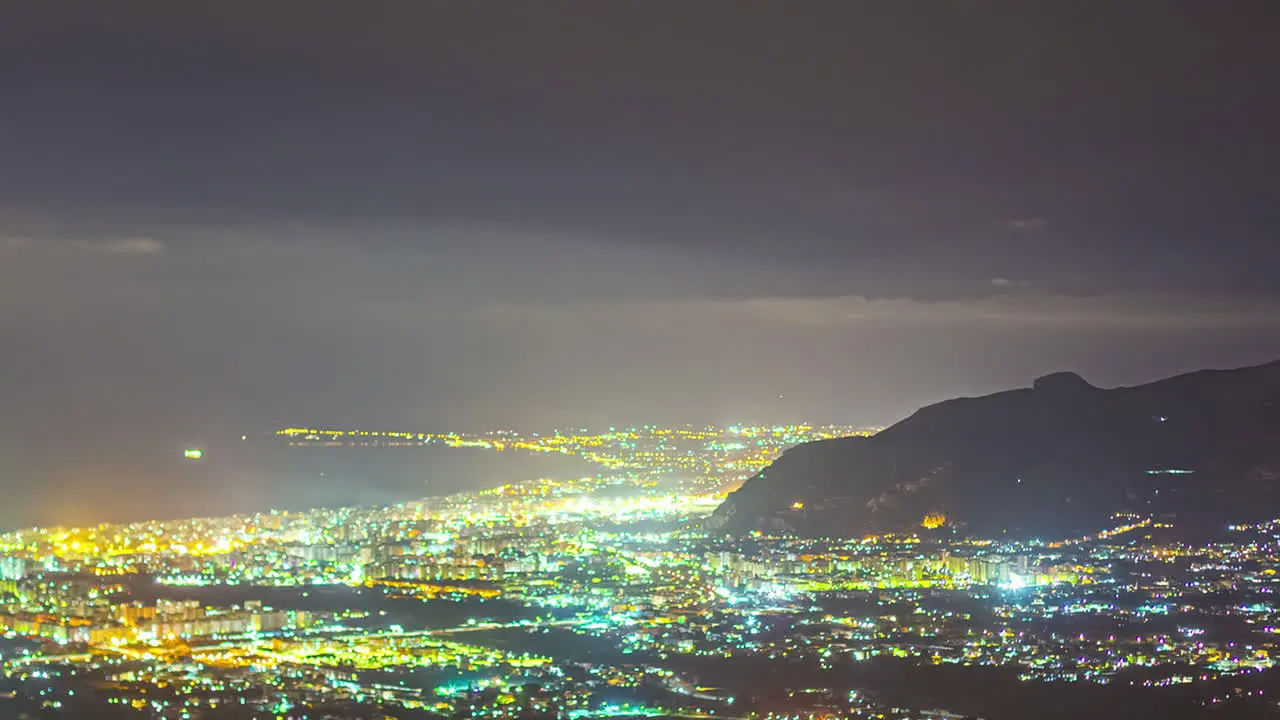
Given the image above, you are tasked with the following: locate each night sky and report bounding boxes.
[3,2,1279,527]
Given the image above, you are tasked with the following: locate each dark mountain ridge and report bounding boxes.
[708,359,1280,538]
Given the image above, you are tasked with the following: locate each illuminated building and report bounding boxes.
[0,556,27,580]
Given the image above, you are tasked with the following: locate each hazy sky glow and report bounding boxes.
[3,2,1279,527]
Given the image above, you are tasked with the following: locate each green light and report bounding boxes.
[184,448,203,460]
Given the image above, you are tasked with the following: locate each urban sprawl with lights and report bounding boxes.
[1,425,1277,718]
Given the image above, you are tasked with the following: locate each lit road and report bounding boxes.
[9,617,592,667]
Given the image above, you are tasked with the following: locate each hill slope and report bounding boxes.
[707,360,1280,538]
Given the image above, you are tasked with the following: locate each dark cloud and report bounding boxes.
[1,1,1279,526]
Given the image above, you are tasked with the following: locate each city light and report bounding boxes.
[0,424,1273,717]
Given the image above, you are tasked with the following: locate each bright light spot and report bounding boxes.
[1002,573,1029,591]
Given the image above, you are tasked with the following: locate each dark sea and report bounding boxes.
[184,440,600,517]
[10,440,599,530]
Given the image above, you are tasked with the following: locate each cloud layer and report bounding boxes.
[476,291,1280,332]
[1,235,165,255]
[69,237,165,254]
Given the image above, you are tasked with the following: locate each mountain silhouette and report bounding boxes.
[708,359,1280,538]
